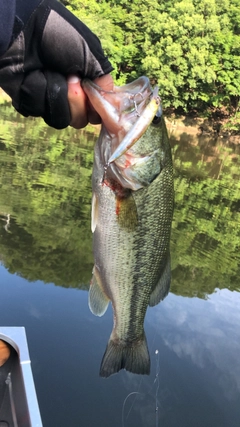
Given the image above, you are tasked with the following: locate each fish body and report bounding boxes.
[82,77,174,377]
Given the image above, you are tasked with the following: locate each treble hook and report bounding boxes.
[133,92,144,116]
[101,163,109,184]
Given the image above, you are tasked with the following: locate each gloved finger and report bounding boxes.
[16,70,47,118]
[17,70,71,129]
[67,76,88,129]
[44,71,71,129]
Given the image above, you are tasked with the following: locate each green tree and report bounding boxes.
[66,0,127,83]
[63,0,240,114]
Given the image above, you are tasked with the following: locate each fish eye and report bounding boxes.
[152,115,161,125]
[151,105,162,125]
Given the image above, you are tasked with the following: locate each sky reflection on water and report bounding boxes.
[1,263,239,427]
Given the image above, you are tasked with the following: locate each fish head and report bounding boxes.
[82,77,162,192]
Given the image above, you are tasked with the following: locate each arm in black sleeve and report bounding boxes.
[0,0,16,56]
[0,0,113,128]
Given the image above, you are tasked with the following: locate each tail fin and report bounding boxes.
[100,334,150,378]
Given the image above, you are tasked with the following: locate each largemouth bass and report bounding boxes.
[82,77,174,378]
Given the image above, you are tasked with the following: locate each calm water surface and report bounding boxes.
[0,104,239,427]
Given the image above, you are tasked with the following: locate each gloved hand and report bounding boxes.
[0,0,113,129]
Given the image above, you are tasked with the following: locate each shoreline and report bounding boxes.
[165,116,240,143]
[1,89,239,141]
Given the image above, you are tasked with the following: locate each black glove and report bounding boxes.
[0,0,113,128]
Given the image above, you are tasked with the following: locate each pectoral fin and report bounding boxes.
[149,253,171,307]
[91,192,98,233]
[89,266,110,316]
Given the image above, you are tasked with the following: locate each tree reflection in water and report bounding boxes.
[0,104,239,297]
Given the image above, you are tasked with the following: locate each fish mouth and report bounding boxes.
[82,76,152,110]
[106,86,161,165]
[81,76,153,132]
[83,76,162,191]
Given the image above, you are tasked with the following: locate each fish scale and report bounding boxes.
[82,77,174,377]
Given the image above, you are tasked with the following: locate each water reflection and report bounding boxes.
[0,104,95,287]
[0,104,240,426]
[122,289,240,427]
[0,103,239,296]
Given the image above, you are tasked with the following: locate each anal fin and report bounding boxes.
[149,253,171,307]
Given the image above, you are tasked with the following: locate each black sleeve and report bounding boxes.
[0,0,16,57]
[0,0,113,129]
[0,0,42,57]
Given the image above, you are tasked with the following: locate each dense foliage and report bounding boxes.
[0,107,239,297]
[63,0,240,115]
